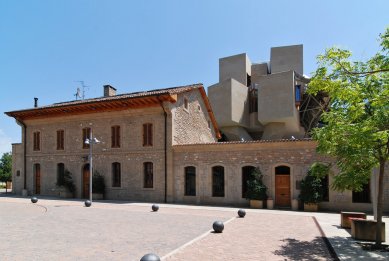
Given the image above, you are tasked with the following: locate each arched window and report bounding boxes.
[112,162,121,187]
[242,166,255,198]
[275,165,290,175]
[57,163,65,186]
[184,166,196,196]
[144,162,153,188]
[212,166,224,197]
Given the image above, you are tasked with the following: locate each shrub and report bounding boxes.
[246,167,268,200]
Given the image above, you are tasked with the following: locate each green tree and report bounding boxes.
[0,152,12,184]
[0,152,12,193]
[308,27,389,247]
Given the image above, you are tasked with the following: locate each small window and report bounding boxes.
[82,128,91,149]
[295,85,301,103]
[212,166,225,197]
[207,120,211,129]
[143,123,153,147]
[16,170,20,177]
[33,131,40,151]
[112,162,121,187]
[184,166,196,196]
[184,97,189,111]
[111,125,120,148]
[57,130,64,150]
[197,105,201,112]
[144,162,153,188]
[352,182,371,203]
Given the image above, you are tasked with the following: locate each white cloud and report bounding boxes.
[0,129,12,155]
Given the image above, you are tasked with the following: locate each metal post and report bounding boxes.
[89,129,93,203]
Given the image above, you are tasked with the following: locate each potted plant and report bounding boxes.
[56,169,75,198]
[246,167,268,208]
[299,162,329,211]
[92,170,105,200]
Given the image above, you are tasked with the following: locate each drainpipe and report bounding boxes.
[158,97,168,203]
[16,119,27,190]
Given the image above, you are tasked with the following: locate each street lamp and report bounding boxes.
[84,129,100,204]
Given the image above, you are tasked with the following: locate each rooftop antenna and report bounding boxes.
[75,81,89,100]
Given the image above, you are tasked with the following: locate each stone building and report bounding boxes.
[6,45,387,212]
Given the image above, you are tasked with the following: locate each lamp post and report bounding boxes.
[84,129,100,203]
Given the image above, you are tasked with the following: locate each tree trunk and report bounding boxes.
[375,159,385,246]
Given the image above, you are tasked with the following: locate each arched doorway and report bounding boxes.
[82,164,90,199]
[275,165,291,207]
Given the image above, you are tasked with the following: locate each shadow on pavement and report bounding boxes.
[274,237,337,261]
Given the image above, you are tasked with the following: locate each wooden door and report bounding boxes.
[83,165,90,199]
[275,175,290,207]
[35,164,41,194]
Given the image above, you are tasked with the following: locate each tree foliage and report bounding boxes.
[299,163,329,204]
[308,27,388,246]
[246,167,267,200]
[0,152,12,183]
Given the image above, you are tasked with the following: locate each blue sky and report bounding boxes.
[0,0,388,154]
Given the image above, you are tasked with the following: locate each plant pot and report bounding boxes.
[59,191,73,198]
[304,203,318,212]
[250,199,264,209]
[92,193,104,200]
[292,199,299,211]
[267,198,274,209]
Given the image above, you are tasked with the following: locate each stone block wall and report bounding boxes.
[172,89,217,145]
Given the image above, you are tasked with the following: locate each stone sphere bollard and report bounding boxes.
[213,221,224,233]
[238,209,246,218]
[84,200,92,207]
[31,197,38,203]
[152,204,159,212]
[140,253,160,261]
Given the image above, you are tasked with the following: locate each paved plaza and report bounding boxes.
[0,196,388,260]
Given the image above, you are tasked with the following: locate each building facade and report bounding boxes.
[6,46,388,212]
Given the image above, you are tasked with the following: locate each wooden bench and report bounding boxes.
[351,219,385,242]
[340,211,367,228]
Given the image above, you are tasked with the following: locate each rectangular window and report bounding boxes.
[321,175,329,202]
[143,123,153,147]
[184,97,189,110]
[295,85,301,104]
[82,128,91,149]
[212,166,225,197]
[352,182,371,203]
[57,130,64,150]
[33,131,40,151]
[112,162,121,187]
[143,162,153,188]
[111,125,120,148]
[185,166,196,196]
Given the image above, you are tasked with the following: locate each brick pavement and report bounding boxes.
[164,212,332,261]
[2,196,388,261]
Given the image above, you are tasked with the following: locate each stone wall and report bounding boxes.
[19,107,167,202]
[172,89,217,145]
[172,140,389,212]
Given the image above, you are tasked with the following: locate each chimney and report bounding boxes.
[104,85,117,97]
[34,97,38,108]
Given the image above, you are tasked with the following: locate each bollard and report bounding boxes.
[140,253,160,261]
[213,221,224,233]
[151,204,159,212]
[238,209,246,218]
[84,200,92,207]
[31,197,38,203]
